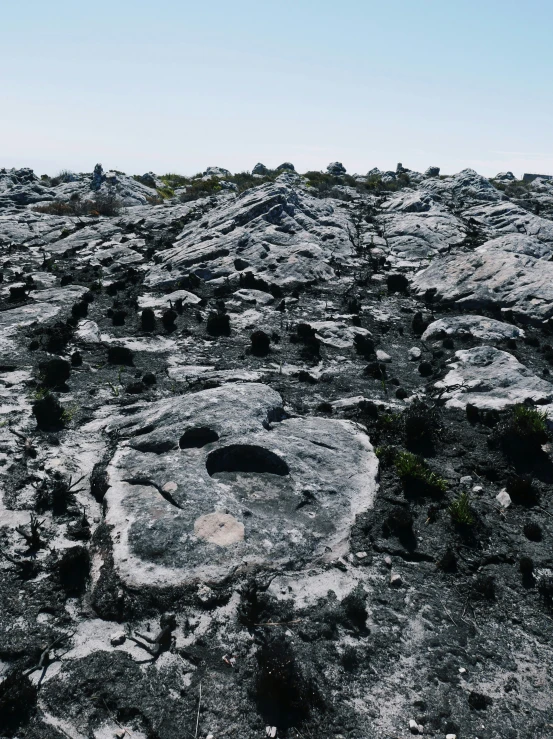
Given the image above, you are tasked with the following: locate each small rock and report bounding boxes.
[266,727,277,738]
[460,475,472,486]
[408,347,421,361]
[472,485,483,493]
[445,735,457,739]
[458,667,466,674]
[355,551,368,559]
[409,719,419,733]
[384,556,392,567]
[110,632,126,646]
[327,161,346,176]
[496,489,512,508]
[376,349,392,363]
[425,166,440,177]
[390,572,402,587]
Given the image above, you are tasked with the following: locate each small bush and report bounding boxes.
[395,451,447,497]
[498,404,550,460]
[403,399,440,452]
[449,492,474,526]
[34,189,123,217]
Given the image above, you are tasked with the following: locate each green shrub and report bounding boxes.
[449,492,474,526]
[395,451,447,497]
[497,404,550,459]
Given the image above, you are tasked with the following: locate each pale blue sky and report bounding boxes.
[1,0,551,178]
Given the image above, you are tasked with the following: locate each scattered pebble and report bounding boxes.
[460,475,472,486]
[355,551,368,559]
[384,555,392,567]
[376,349,392,363]
[390,572,403,587]
[266,727,277,738]
[110,632,126,646]
[408,347,421,361]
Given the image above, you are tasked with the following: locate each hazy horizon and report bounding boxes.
[2,0,552,180]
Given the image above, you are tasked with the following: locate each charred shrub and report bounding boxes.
[437,547,457,573]
[90,460,110,502]
[468,690,493,710]
[107,345,134,365]
[538,575,553,609]
[141,307,156,331]
[57,546,90,595]
[395,451,447,498]
[387,273,409,294]
[39,357,71,390]
[32,391,65,431]
[472,574,495,601]
[341,585,368,632]
[506,474,538,505]
[254,634,321,728]
[341,645,360,671]
[206,311,231,337]
[524,520,542,541]
[354,333,375,359]
[0,670,37,736]
[383,505,416,549]
[251,329,271,357]
[403,399,440,453]
[292,323,320,360]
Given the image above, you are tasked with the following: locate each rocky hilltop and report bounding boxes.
[0,161,552,739]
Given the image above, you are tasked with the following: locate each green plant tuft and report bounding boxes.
[449,492,474,526]
[395,451,447,497]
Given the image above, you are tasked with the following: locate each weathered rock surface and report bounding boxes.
[412,236,553,323]
[422,315,525,342]
[435,346,553,410]
[101,383,377,587]
[1,161,553,739]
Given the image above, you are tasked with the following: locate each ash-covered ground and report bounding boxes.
[0,161,552,739]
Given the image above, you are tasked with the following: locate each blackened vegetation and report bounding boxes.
[254,634,322,729]
[0,670,37,736]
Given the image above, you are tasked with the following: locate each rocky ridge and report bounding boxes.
[0,161,552,739]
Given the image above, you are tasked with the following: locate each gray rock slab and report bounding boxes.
[435,346,553,410]
[144,180,354,289]
[103,382,378,587]
[412,242,553,324]
[422,315,525,342]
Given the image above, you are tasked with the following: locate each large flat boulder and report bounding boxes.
[104,383,378,588]
[412,238,553,324]
[435,346,553,410]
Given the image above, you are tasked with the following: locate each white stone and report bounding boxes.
[408,347,422,361]
[376,349,392,363]
[496,489,512,508]
[110,632,126,646]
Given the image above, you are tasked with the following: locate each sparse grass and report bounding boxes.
[449,492,474,526]
[395,451,447,497]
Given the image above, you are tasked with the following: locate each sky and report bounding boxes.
[1,0,552,178]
